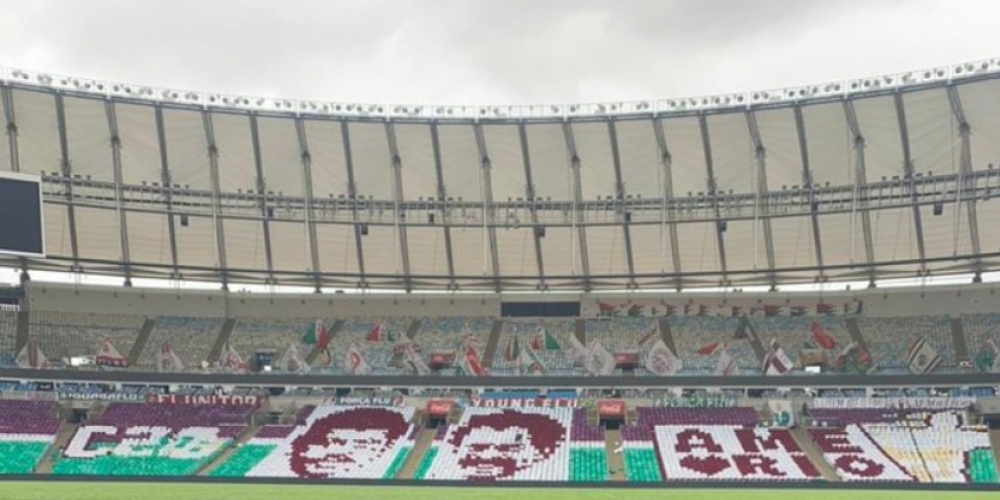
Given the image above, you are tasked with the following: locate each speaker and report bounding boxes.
[933,202,944,216]
[717,220,727,233]
[359,224,369,236]
[534,226,546,238]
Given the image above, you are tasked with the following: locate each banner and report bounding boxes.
[427,399,455,417]
[469,397,580,408]
[58,391,146,402]
[654,395,739,408]
[147,394,265,407]
[645,340,682,376]
[324,395,405,407]
[95,339,129,368]
[598,399,626,418]
[811,397,975,410]
[907,338,942,374]
[430,351,454,368]
[613,351,639,366]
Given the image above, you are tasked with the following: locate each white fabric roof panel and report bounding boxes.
[11,89,60,176]
[870,206,918,265]
[919,203,972,263]
[958,79,1000,172]
[570,121,616,201]
[126,211,173,268]
[436,124,482,202]
[851,95,905,182]
[392,123,439,202]
[704,112,754,195]
[160,108,211,190]
[614,119,662,199]
[222,218,267,272]
[817,212,864,270]
[902,88,958,176]
[630,223,673,276]
[539,226,577,278]
[800,102,852,187]
[362,224,400,277]
[769,215,817,272]
[114,103,163,186]
[659,116,708,197]
[172,214,218,269]
[42,203,72,259]
[210,112,256,193]
[754,108,804,190]
[74,206,120,263]
[449,226,488,278]
[269,220,309,274]
[302,119,348,197]
[674,221,719,276]
[405,226,449,277]
[480,124,527,201]
[722,219,762,274]
[314,222,359,276]
[257,116,305,198]
[495,226,537,278]
[62,96,114,183]
[584,225,628,276]
[524,123,571,201]
[346,122,392,200]
[0,90,10,171]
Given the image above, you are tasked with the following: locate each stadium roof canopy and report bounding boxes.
[1,59,1000,292]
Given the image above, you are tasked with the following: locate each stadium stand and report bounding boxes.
[135,317,224,371]
[414,317,493,370]
[492,319,579,376]
[226,317,313,365]
[856,316,955,372]
[0,400,61,474]
[328,318,415,374]
[0,310,16,366]
[670,317,758,375]
[29,311,144,362]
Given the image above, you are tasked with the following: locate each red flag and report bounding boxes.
[366,323,386,342]
[317,323,331,349]
[858,348,872,364]
[811,321,837,350]
[698,342,720,356]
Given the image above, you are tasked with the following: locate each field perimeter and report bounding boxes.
[1,483,998,500]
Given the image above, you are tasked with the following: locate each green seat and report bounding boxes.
[210,444,276,477]
[0,441,51,474]
[623,448,662,482]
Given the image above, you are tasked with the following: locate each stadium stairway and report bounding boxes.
[395,427,436,479]
[791,426,840,482]
[34,422,78,474]
[196,425,261,476]
[844,317,871,354]
[575,319,587,344]
[405,319,423,340]
[991,430,1000,475]
[206,318,237,364]
[127,318,157,366]
[305,319,345,364]
[950,317,970,364]
[481,319,505,369]
[744,318,766,362]
[604,429,626,481]
[657,318,678,356]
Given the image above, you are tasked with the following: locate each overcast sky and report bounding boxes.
[1,0,998,107]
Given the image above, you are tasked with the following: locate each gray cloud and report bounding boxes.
[0,0,995,106]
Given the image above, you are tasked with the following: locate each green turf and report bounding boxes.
[0,482,997,500]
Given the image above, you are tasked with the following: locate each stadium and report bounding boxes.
[3,49,1000,500]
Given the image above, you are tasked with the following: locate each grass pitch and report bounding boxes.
[0,483,997,500]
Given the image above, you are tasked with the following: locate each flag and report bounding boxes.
[763,345,793,376]
[542,330,561,350]
[460,346,489,377]
[15,342,49,369]
[221,342,247,373]
[565,334,590,366]
[366,323,388,342]
[811,320,838,350]
[646,340,682,376]
[715,349,738,376]
[345,344,369,375]
[833,342,875,374]
[637,326,659,347]
[314,347,332,369]
[95,338,129,368]
[816,303,836,315]
[907,338,941,374]
[733,321,748,340]
[586,341,615,376]
[518,346,547,375]
[301,319,330,349]
[697,342,721,356]
[627,303,645,317]
[402,343,430,376]
[279,344,310,374]
[505,336,519,362]
[157,343,184,373]
[974,339,999,373]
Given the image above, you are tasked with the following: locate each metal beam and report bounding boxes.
[473,123,502,292]
[561,122,592,291]
[104,101,132,285]
[946,85,984,274]
[294,118,323,292]
[384,122,412,292]
[697,115,728,283]
[517,122,546,290]
[53,94,80,270]
[153,106,180,278]
[651,118,683,290]
[340,122,367,288]
[200,110,229,288]
[247,115,276,284]
[842,100,877,282]
[893,93,928,275]
[428,123,457,290]
[607,120,637,288]
[1,85,19,172]
[745,111,777,287]
[793,105,826,275]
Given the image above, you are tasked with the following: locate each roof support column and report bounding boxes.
[746,111,778,287]
[153,106,180,278]
[652,118,682,290]
[607,120,637,289]
[472,124,502,292]
[697,115,728,285]
[517,123,546,290]
[843,101,876,284]
[53,94,80,270]
[1,86,19,172]
[428,123,457,290]
[294,118,323,292]
[248,115,276,285]
[562,122,591,291]
[946,86,984,275]
[200,111,229,289]
[793,106,825,278]
[340,122,367,289]
[384,122,412,292]
[104,101,132,285]
[893,93,928,275]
